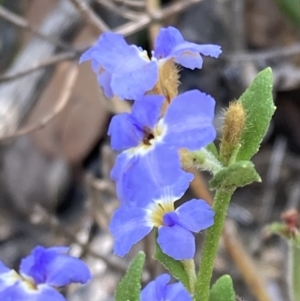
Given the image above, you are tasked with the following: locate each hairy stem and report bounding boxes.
[182,259,197,294]
[194,188,235,301]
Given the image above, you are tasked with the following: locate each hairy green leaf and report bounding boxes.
[209,161,261,190]
[236,68,275,161]
[209,275,236,301]
[115,252,145,301]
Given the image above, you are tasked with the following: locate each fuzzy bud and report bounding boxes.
[220,101,246,165]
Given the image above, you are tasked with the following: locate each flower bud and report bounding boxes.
[220,101,245,165]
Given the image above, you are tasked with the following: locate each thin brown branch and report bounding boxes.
[68,0,110,33]
[225,42,300,61]
[113,0,146,8]
[114,0,203,36]
[0,0,201,83]
[0,52,77,83]
[96,0,143,20]
[0,64,79,140]
[0,5,74,52]
[146,0,161,49]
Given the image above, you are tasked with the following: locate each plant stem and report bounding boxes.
[182,259,197,294]
[288,242,300,301]
[194,188,235,301]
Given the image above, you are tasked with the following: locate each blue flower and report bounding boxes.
[80,27,221,101]
[108,90,216,204]
[141,274,191,301]
[0,246,91,301]
[153,26,222,69]
[109,173,214,259]
[79,32,158,100]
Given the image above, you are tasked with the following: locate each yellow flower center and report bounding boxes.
[150,200,175,227]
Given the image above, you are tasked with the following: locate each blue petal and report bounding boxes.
[154,27,185,59]
[154,27,222,69]
[113,145,190,207]
[43,255,91,287]
[166,282,192,301]
[20,246,91,287]
[109,207,152,256]
[172,43,222,69]
[108,95,164,151]
[79,47,95,65]
[111,59,158,100]
[110,152,137,205]
[131,95,165,131]
[108,114,143,151]
[176,199,214,232]
[97,70,113,98]
[163,90,216,150]
[0,262,10,274]
[141,274,170,301]
[92,33,134,72]
[157,225,195,259]
[155,172,193,202]
[0,282,65,301]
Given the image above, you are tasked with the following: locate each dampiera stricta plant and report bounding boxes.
[0,21,276,301]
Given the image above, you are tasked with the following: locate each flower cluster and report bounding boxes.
[0,246,91,301]
[80,26,221,101]
[81,26,221,260]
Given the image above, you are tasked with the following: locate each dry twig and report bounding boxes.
[113,0,145,8]
[146,0,161,48]
[0,64,79,140]
[226,42,300,62]
[0,5,74,51]
[0,0,201,83]
[0,52,78,83]
[96,0,143,20]
[68,0,110,32]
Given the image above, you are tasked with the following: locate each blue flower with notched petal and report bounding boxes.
[154,26,222,69]
[109,173,214,259]
[141,274,192,301]
[0,246,91,301]
[79,32,158,100]
[108,90,216,205]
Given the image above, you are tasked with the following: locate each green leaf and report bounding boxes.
[209,275,236,301]
[115,252,145,301]
[209,161,261,190]
[154,240,190,290]
[236,68,275,161]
